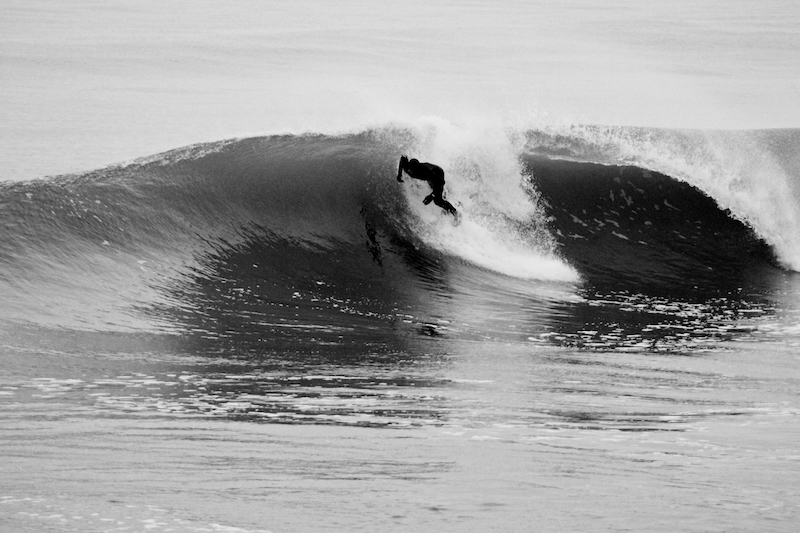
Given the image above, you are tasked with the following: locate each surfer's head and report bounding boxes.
[409,158,419,168]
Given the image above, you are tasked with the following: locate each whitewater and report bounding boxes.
[2,2,800,533]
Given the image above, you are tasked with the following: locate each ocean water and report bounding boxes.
[2,2,800,533]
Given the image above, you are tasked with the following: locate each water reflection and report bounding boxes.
[85,221,799,429]
[144,220,800,358]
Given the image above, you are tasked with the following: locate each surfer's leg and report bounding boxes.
[423,179,456,215]
[425,180,444,206]
[433,196,457,216]
[430,180,456,215]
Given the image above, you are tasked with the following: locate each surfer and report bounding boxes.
[396,155,458,217]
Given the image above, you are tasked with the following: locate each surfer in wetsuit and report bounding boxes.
[396,155,458,217]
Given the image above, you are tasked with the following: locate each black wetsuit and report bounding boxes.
[397,157,457,216]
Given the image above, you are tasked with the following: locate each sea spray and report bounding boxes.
[393,118,578,281]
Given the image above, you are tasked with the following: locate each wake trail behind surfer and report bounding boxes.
[396,155,458,217]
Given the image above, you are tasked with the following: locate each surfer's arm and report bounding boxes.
[397,156,407,182]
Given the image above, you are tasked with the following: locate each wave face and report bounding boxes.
[529,157,777,294]
[1,123,797,353]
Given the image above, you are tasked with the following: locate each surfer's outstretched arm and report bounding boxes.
[397,155,408,182]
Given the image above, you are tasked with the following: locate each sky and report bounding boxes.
[2,0,799,181]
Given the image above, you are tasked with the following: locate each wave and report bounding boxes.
[0,121,796,335]
[525,125,800,270]
[529,156,778,293]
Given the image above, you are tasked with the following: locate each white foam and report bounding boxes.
[439,217,578,281]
